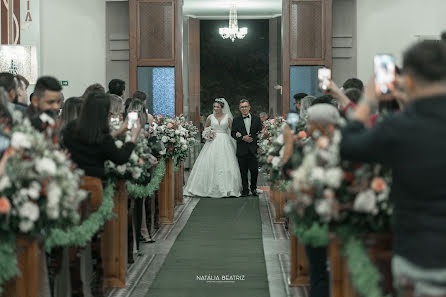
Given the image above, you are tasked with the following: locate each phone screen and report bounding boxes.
[128,112,138,129]
[374,54,395,95]
[318,68,331,90]
[287,112,300,134]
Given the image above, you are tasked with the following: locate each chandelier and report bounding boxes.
[219,3,248,42]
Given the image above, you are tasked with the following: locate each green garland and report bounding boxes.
[0,235,19,294]
[293,221,330,247]
[126,159,166,199]
[342,236,390,297]
[45,181,116,251]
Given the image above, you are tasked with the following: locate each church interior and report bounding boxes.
[0,0,446,297]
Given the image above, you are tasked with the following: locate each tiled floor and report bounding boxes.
[106,172,308,297]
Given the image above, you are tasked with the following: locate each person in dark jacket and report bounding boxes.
[340,40,446,297]
[63,92,141,179]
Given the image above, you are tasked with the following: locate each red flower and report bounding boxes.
[0,197,11,214]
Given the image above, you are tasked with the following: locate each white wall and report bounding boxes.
[357,0,446,81]
[40,0,107,98]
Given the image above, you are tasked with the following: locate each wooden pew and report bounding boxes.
[102,179,128,288]
[2,237,46,297]
[158,158,175,224]
[174,160,184,205]
[289,220,310,287]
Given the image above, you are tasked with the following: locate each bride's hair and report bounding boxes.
[214,98,225,108]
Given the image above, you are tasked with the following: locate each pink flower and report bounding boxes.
[167,123,173,129]
[317,136,330,150]
[270,119,276,124]
[0,197,11,214]
[371,177,387,193]
[267,155,273,164]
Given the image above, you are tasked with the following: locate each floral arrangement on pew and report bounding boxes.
[155,115,198,164]
[286,127,392,244]
[0,111,87,291]
[257,117,286,182]
[285,124,393,297]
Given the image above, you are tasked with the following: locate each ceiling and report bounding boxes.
[183,0,282,19]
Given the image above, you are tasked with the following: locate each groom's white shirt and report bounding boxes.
[243,113,251,135]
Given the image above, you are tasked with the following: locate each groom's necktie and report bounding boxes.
[243,114,251,134]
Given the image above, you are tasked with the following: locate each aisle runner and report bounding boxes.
[146,197,270,297]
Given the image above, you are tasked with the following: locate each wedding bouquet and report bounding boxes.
[202,126,216,142]
[0,111,87,235]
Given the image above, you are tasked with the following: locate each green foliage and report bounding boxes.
[126,159,166,199]
[45,181,116,251]
[0,234,19,294]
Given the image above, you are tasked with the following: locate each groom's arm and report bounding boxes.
[231,118,239,140]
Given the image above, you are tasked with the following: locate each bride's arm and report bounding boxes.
[228,117,233,130]
[205,116,211,128]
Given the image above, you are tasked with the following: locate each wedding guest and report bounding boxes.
[341,40,446,297]
[62,92,140,180]
[26,76,62,120]
[342,77,364,92]
[109,94,124,120]
[81,83,105,99]
[344,88,362,104]
[259,112,268,123]
[15,74,29,107]
[60,97,83,129]
[310,94,336,107]
[133,90,149,114]
[293,92,307,113]
[0,72,26,113]
[108,78,126,98]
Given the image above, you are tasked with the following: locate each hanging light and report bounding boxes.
[219,3,248,42]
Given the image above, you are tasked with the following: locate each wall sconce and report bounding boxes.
[0,45,38,84]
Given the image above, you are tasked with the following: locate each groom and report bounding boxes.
[231,99,263,196]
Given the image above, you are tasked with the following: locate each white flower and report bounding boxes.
[175,130,180,135]
[182,144,188,151]
[130,152,138,162]
[19,201,40,222]
[310,167,325,182]
[47,182,62,206]
[161,136,169,143]
[353,190,378,214]
[36,158,57,176]
[117,165,127,174]
[271,157,281,169]
[11,132,32,150]
[160,148,166,155]
[27,182,41,200]
[19,220,34,233]
[325,167,344,188]
[132,168,143,180]
[53,150,67,163]
[180,137,187,145]
[115,140,124,149]
[276,134,284,145]
[315,198,335,222]
[0,176,11,191]
[39,113,55,126]
[262,140,269,146]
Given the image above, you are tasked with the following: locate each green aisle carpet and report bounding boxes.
[146,197,270,297]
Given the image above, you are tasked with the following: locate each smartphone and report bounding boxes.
[374,54,395,95]
[318,68,331,91]
[128,111,138,129]
[286,111,300,134]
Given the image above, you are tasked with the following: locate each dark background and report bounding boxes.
[200,20,269,118]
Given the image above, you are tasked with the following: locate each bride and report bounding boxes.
[184,98,242,198]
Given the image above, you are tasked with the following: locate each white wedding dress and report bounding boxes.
[183,114,242,198]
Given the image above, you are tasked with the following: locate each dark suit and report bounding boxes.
[231,114,263,194]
